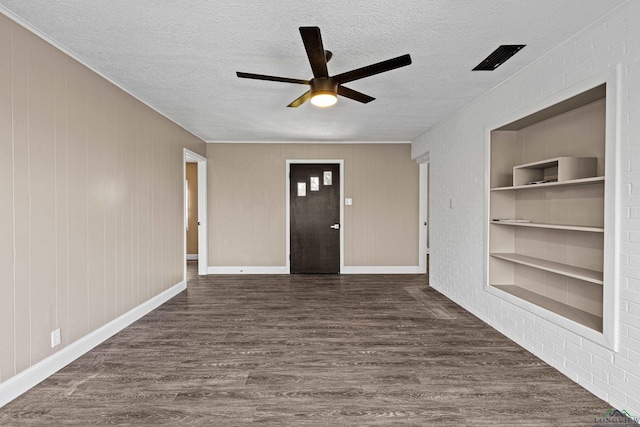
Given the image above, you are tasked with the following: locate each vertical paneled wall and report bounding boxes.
[0,15,205,383]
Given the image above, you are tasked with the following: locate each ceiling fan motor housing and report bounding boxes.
[310,77,338,97]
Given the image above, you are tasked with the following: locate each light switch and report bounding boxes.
[345,198,353,206]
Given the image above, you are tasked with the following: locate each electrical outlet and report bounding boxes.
[51,328,61,348]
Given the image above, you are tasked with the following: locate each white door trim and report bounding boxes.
[418,162,428,272]
[184,149,208,276]
[286,160,345,274]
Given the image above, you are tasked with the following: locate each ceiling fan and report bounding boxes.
[236,26,412,108]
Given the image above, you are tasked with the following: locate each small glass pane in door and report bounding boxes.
[323,171,332,186]
[297,182,306,197]
[310,177,320,191]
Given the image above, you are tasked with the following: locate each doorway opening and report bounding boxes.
[184,149,208,277]
[286,160,344,274]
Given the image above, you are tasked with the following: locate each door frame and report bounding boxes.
[286,159,344,274]
[416,154,429,275]
[419,161,429,257]
[184,148,208,276]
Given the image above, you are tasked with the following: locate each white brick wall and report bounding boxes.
[412,1,640,414]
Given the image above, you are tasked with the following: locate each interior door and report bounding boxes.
[290,163,340,273]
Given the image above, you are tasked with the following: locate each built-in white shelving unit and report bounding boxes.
[486,79,618,348]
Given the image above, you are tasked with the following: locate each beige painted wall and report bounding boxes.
[186,163,199,254]
[207,143,419,267]
[0,15,205,383]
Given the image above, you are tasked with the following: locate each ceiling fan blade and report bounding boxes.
[333,54,412,84]
[299,26,329,78]
[337,86,375,104]
[236,72,309,85]
[287,91,311,108]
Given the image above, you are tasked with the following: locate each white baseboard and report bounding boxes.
[208,266,288,274]
[341,266,425,274]
[207,266,424,274]
[186,254,198,260]
[0,280,186,408]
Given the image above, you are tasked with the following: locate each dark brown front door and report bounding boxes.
[290,163,340,273]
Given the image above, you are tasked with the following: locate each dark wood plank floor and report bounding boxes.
[0,262,613,426]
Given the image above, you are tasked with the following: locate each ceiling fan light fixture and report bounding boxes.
[309,77,338,108]
[310,91,337,107]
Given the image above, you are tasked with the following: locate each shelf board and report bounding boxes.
[490,176,605,191]
[514,157,564,170]
[490,284,603,332]
[490,253,603,285]
[490,221,604,233]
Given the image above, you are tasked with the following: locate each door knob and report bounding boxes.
[330,224,340,230]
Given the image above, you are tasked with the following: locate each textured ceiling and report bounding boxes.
[0,1,628,142]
